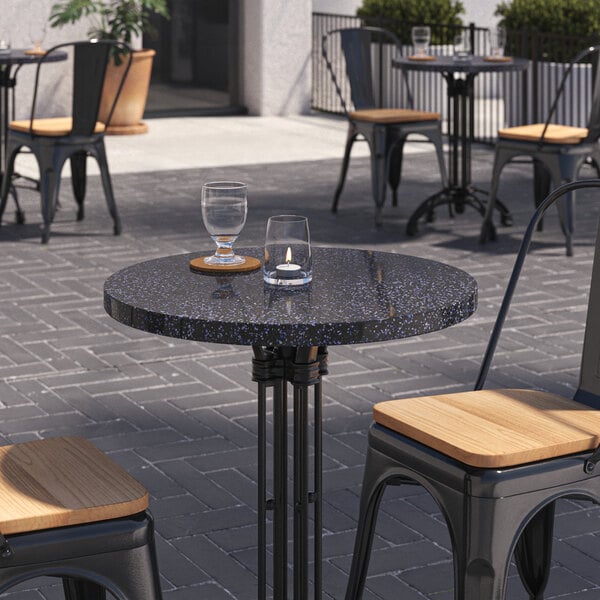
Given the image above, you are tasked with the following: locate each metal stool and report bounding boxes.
[346,180,600,600]
[0,436,162,599]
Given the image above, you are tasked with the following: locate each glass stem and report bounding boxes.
[215,238,235,257]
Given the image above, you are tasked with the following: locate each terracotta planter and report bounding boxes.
[99,48,156,135]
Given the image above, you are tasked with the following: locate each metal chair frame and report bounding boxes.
[0,40,131,243]
[322,27,447,226]
[0,512,162,600]
[346,179,600,600]
[480,45,600,256]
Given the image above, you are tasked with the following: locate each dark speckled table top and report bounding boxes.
[104,247,477,347]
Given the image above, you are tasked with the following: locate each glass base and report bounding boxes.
[263,270,312,286]
[204,254,245,266]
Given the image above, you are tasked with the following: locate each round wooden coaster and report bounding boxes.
[189,256,261,274]
[483,56,512,62]
[408,55,436,61]
[24,48,46,56]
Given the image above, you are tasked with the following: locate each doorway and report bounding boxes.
[144,0,245,116]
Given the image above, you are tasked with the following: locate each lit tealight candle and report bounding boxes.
[276,246,302,279]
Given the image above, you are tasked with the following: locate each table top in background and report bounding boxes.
[394,55,529,74]
[0,49,68,67]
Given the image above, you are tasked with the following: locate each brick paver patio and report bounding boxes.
[1,142,600,599]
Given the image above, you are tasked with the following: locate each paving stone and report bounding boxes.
[2,148,600,598]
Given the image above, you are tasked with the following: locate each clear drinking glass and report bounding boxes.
[489,27,507,57]
[0,33,10,54]
[263,215,312,286]
[411,26,431,57]
[453,31,472,61]
[28,3,47,55]
[201,181,247,265]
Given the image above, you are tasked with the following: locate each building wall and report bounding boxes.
[5,0,89,119]
[7,0,499,120]
[242,0,312,115]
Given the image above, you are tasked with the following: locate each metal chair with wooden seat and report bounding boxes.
[345,179,600,600]
[321,27,447,226]
[480,45,600,256]
[0,436,162,599]
[0,40,131,243]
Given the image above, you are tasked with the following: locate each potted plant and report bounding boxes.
[357,0,465,45]
[49,0,169,134]
[495,0,600,127]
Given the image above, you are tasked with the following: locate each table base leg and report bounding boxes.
[252,346,328,600]
[406,186,512,236]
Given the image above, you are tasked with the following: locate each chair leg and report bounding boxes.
[0,141,23,225]
[533,160,551,232]
[345,447,398,600]
[388,140,404,208]
[37,146,64,244]
[62,578,106,600]
[95,141,122,235]
[70,151,88,221]
[332,126,357,213]
[514,502,555,600]
[429,127,448,189]
[480,149,509,244]
[370,126,387,227]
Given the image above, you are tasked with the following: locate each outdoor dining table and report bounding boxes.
[0,49,67,222]
[103,245,477,599]
[393,54,529,236]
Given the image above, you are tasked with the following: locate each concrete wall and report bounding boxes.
[242,0,312,115]
[5,0,89,119]
[7,0,500,120]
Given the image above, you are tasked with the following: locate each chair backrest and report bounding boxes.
[540,45,600,144]
[322,27,409,113]
[474,179,600,408]
[29,40,132,137]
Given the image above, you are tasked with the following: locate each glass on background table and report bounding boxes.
[104,246,477,599]
[393,54,529,236]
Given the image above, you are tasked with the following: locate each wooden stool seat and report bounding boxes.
[349,108,440,124]
[374,389,600,468]
[0,437,148,535]
[9,117,105,137]
[498,123,588,144]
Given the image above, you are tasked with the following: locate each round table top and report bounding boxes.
[0,49,68,66]
[104,247,477,347]
[394,55,529,74]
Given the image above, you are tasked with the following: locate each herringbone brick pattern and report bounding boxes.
[1,145,600,598]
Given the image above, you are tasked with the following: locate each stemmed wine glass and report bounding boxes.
[201,181,247,265]
[411,26,431,57]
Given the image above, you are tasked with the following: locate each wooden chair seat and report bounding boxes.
[498,123,588,144]
[374,389,600,468]
[9,117,106,137]
[0,436,148,535]
[349,108,440,124]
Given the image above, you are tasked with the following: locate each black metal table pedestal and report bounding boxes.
[393,56,528,236]
[406,72,513,235]
[103,247,478,600]
[253,346,328,600]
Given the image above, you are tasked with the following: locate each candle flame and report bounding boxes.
[285,246,292,264]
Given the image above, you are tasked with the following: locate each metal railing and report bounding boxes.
[312,12,599,144]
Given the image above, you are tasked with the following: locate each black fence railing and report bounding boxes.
[312,12,599,144]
